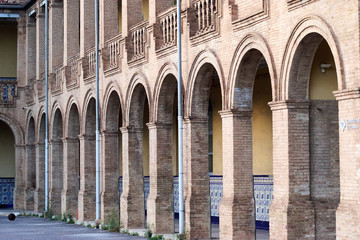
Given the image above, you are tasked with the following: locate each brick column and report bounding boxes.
[269,101,315,240]
[34,142,45,213]
[120,126,145,229]
[219,110,255,240]
[61,137,79,216]
[24,144,36,211]
[26,19,36,81]
[36,11,45,78]
[14,144,26,210]
[335,89,360,239]
[49,140,63,214]
[183,118,210,240]
[49,1,64,70]
[64,0,80,60]
[100,131,120,221]
[78,134,96,221]
[146,122,174,233]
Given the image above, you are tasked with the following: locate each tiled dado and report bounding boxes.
[0,178,15,208]
[118,175,274,228]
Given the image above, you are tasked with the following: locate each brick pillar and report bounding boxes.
[24,144,36,211]
[34,142,45,213]
[78,134,96,221]
[26,19,36,81]
[335,89,360,239]
[183,118,210,240]
[80,0,95,54]
[61,137,79,216]
[219,110,255,240]
[100,131,120,221]
[36,11,45,78]
[64,0,80,61]
[49,1,64,70]
[49,140,63,214]
[14,144,26,210]
[120,126,145,229]
[146,122,174,233]
[269,101,315,240]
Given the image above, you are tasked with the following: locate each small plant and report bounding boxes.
[50,214,61,221]
[67,214,75,224]
[120,229,130,234]
[176,233,186,240]
[62,214,67,222]
[145,228,153,239]
[102,210,120,232]
[151,235,163,240]
[131,232,139,236]
[87,224,93,229]
[45,209,54,219]
[39,213,45,218]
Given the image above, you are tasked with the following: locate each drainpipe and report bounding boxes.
[95,0,100,223]
[177,0,184,235]
[44,0,49,214]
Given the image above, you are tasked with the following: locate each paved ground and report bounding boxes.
[0,213,145,240]
[0,210,269,239]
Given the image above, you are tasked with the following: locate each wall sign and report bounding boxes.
[340,118,360,131]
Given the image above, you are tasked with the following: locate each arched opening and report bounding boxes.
[308,40,339,239]
[102,91,122,222]
[0,120,15,209]
[78,98,96,221]
[221,49,273,239]
[34,114,46,213]
[120,83,149,229]
[147,74,178,234]
[252,57,273,235]
[285,33,340,239]
[187,63,222,239]
[63,104,80,217]
[25,117,36,211]
[49,109,63,214]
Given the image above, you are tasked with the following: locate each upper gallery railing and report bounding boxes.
[157,6,177,51]
[66,53,80,88]
[103,33,122,74]
[191,0,220,40]
[128,20,149,63]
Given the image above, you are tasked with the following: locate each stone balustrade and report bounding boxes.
[158,7,177,50]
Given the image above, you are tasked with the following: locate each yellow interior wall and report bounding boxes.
[252,74,273,175]
[309,41,337,100]
[142,0,149,20]
[0,22,17,77]
[0,121,15,178]
[118,1,122,32]
[143,102,149,176]
[210,86,222,175]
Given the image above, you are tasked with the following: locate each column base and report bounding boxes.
[219,196,255,240]
[336,201,360,239]
[120,192,145,229]
[270,199,315,240]
[146,193,174,234]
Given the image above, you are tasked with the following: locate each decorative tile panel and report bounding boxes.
[117,175,273,227]
[0,178,15,208]
[254,176,273,222]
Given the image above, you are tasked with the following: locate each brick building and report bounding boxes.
[0,0,359,239]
